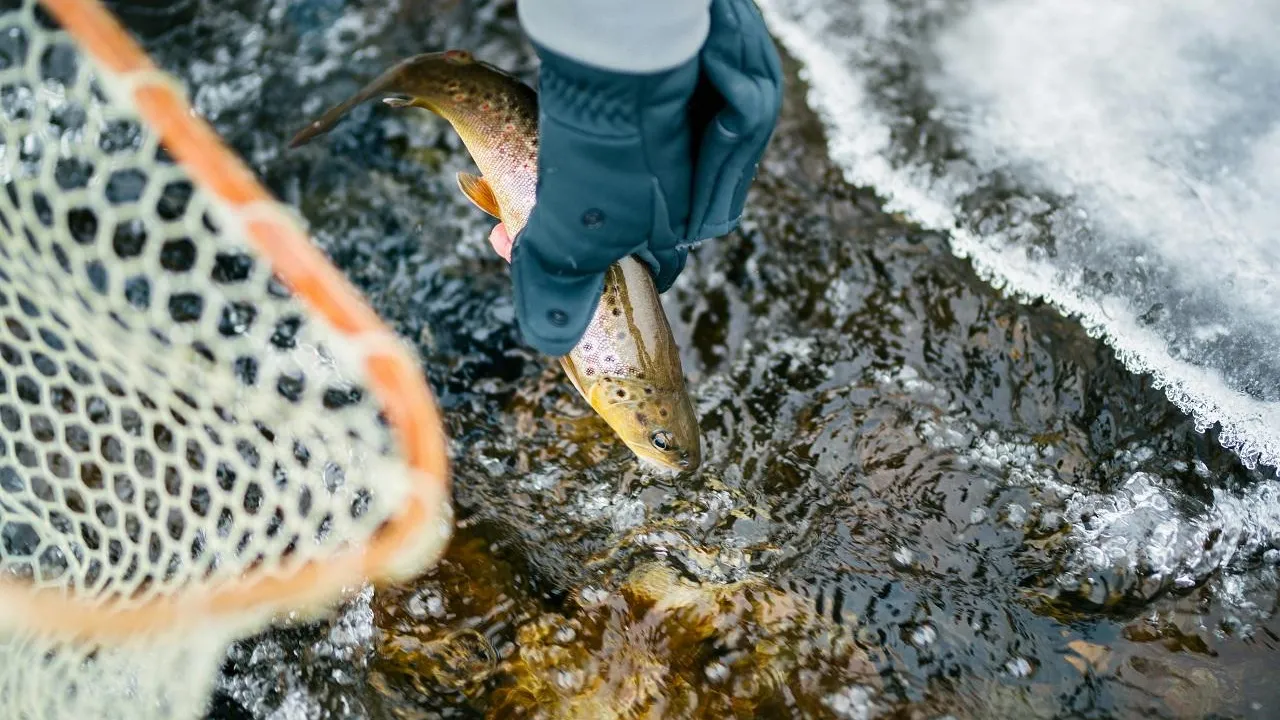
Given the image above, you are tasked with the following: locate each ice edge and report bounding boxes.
[757,1,1280,473]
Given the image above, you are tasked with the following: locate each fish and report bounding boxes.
[289,50,701,473]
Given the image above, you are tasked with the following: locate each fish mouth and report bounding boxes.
[627,444,699,474]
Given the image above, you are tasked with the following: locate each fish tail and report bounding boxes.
[288,52,458,148]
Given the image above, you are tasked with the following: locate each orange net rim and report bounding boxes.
[0,0,453,641]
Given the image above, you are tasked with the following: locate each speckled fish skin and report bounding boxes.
[290,50,700,473]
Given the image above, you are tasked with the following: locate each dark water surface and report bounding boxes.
[126,1,1280,717]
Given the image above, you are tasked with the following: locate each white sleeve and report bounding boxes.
[518,0,712,74]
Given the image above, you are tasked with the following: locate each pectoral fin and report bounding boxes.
[457,172,501,219]
[559,356,589,401]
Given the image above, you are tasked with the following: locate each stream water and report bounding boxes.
[116,0,1280,717]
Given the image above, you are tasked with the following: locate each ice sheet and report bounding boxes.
[757,0,1280,470]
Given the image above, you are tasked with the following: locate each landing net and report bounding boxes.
[0,1,453,717]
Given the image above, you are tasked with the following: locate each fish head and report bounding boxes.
[590,377,701,473]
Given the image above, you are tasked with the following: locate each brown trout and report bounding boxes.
[290,50,700,472]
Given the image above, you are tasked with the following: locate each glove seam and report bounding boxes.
[637,74,660,242]
[637,74,687,243]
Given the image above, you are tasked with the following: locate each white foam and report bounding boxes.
[757,0,1280,470]
[879,363,1277,621]
[214,587,375,718]
[823,684,881,720]
[1059,472,1280,622]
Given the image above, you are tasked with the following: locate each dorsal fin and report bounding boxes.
[456,172,501,219]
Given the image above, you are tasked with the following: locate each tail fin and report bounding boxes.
[288,51,469,148]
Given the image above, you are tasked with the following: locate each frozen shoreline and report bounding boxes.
[756,0,1280,473]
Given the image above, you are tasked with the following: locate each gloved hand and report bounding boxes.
[505,0,784,356]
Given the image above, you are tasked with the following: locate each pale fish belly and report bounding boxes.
[559,256,683,400]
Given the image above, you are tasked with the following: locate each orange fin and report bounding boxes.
[457,172,501,219]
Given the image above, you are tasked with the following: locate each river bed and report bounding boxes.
[118,1,1280,717]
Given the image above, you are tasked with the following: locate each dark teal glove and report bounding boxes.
[688,0,785,242]
[511,0,783,356]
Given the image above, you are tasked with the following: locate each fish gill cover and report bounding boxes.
[756,0,1280,473]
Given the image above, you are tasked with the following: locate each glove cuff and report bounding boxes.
[532,41,699,137]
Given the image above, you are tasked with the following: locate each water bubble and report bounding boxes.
[407,587,446,619]
[891,546,914,569]
[611,498,646,532]
[554,669,584,691]
[1005,657,1034,677]
[1003,503,1027,526]
[823,685,876,719]
[579,586,609,605]
[911,624,937,647]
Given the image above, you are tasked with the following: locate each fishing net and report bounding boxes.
[0,1,453,718]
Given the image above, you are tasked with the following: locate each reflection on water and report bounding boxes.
[121,0,1280,717]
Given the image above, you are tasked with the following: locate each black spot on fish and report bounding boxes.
[585,368,595,376]
[644,388,653,395]
[659,409,668,417]
[616,389,626,398]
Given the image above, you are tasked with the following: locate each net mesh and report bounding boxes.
[0,1,452,717]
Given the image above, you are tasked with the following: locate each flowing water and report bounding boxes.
[118,0,1280,717]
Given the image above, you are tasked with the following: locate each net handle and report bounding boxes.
[0,0,453,640]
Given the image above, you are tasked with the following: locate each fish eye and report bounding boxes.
[650,430,673,451]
